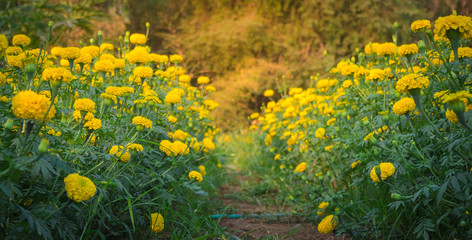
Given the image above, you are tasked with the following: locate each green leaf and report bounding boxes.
[436,179,449,207]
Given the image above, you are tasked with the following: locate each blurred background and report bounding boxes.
[1,0,470,130]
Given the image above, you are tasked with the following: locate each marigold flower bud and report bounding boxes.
[38,138,49,153]
[391,193,402,200]
[48,21,54,27]
[4,119,14,131]
[417,40,426,54]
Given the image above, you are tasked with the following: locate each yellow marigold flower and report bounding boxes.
[450,47,472,61]
[0,72,6,86]
[327,118,336,125]
[342,80,353,88]
[170,129,190,141]
[202,138,215,153]
[434,15,472,40]
[59,59,69,67]
[206,85,216,92]
[126,46,150,64]
[376,42,396,56]
[363,131,375,141]
[198,76,210,84]
[12,34,31,46]
[99,43,114,52]
[109,145,121,155]
[370,162,395,182]
[119,87,133,97]
[105,86,124,97]
[458,47,472,58]
[151,213,164,233]
[64,173,96,202]
[74,52,92,66]
[6,46,23,55]
[442,90,472,104]
[149,53,160,63]
[130,33,147,45]
[325,145,334,151]
[113,59,125,69]
[317,202,329,216]
[42,67,73,85]
[164,92,181,104]
[61,47,81,60]
[274,154,281,160]
[132,66,153,78]
[351,160,361,169]
[396,73,429,93]
[445,109,458,124]
[315,128,325,139]
[99,53,115,63]
[411,19,431,32]
[0,95,10,102]
[340,64,359,76]
[11,90,55,121]
[364,42,379,55]
[392,97,416,115]
[50,46,63,56]
[189,171,203,183]
[159,55,169,63]
[198,165,206,176]
[168,115,177,123]
[73,110,94,122]
[250,112,260,119]
[100,93,117,104]
[398,44,418,57]
[159,140,177,156]
[94,59,115,73]
[264,89,274,97]
[81,46,99,58]
[0,34,8,53]
[84,118,101,131]
[109,145,131,162]
[7,54,24,68]
[294,162,307,173]
[179,74,190,83]
[74,98,96,113]
[170,54,183,63]
[132,116,152,130]
[318,215,339,234]
[126,143,144,152]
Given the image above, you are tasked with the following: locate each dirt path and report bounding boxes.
[216,170,346,240]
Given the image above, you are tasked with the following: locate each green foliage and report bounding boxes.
[0,0,106,46]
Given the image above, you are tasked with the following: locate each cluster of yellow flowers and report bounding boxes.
[370,162,396,182]
[1,27,221,236]
[246,13,472,235]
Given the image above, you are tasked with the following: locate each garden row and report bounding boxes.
[0,24,223,239]
[247,13,472,239]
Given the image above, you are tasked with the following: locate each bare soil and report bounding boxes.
[216,172,347,240]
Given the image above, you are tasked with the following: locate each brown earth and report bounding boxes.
[216,172,347,240]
